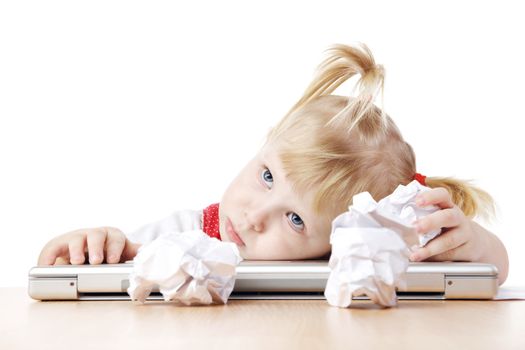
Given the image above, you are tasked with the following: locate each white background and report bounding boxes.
[1,1,523,287]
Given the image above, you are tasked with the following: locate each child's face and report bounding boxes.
[219,143,332,260]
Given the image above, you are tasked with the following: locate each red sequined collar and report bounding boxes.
[202,203,221,240]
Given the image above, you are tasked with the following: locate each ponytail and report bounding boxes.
[283,42,387,137]
[425,176,496,221]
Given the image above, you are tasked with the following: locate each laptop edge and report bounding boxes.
[28,260,499,301]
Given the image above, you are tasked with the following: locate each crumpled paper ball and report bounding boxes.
[127,230,243,305]
[325,227,410,307]
[325,180,441,308]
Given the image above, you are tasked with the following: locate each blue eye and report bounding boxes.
[261,168,273,188]
[287,212,304,231]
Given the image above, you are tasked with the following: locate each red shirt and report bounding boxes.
[202,203,221,240]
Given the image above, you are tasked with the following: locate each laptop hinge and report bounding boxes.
[444,275,498,299]
[28,277,79,300]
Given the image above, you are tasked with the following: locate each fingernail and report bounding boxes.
[90,254,101,264]
[415,198,425,206]
[410,253,419,261]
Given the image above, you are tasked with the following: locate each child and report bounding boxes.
[37,42,509,285]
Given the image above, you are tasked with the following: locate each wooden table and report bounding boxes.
[2,287,524,349]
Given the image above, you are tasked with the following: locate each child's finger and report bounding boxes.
[86,229,106,264]
[421,245,466,262]
[68,234,87,265]
[410,228,466,262]
[122,241,142,263]
[414,207,462,235]
[416,187,455,209]
[105,227,126,263]
[38,242,68,266]
[38,254,56,266]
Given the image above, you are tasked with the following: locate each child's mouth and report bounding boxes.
[226,217,245,247]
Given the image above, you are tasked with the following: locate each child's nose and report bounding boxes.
[245,208,268,233]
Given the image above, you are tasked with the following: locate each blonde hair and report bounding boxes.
[266,42,495,222]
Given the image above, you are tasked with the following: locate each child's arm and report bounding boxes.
[408,188,509,285]
[37,227,142,266]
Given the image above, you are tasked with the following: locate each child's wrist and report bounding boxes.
[471,221,492,262]
[471,221,509,284]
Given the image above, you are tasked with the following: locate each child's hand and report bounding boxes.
[409,188,489,263]
[37,227,141,266]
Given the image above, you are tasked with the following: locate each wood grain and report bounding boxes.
[2,287,524,349]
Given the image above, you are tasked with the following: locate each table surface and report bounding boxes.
[2,287,525,350]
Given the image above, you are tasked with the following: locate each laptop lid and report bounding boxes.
[28,260,498,301]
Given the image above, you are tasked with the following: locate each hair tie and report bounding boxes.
[413,173,427,186]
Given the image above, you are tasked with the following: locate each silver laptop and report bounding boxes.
[28,260,499,301]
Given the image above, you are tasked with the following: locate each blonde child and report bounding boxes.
[38,42,509,285]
